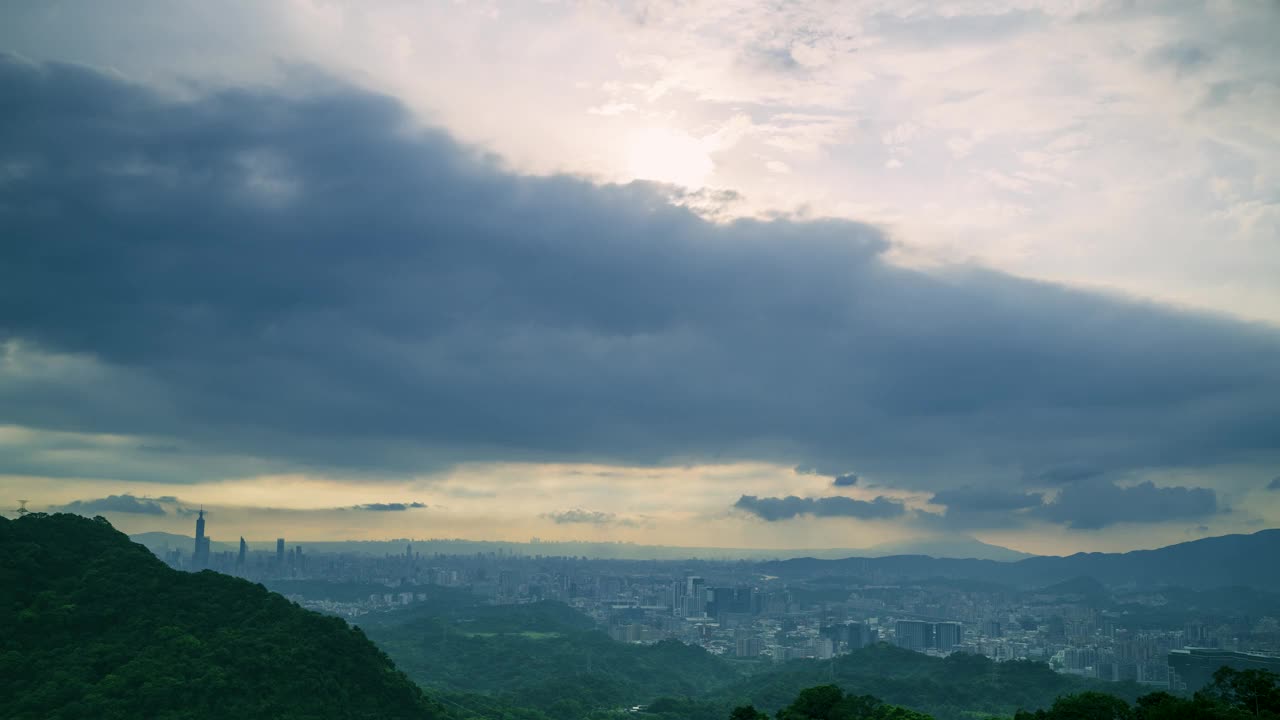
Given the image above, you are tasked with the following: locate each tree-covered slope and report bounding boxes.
[709,645,1147,720]
[0,513,449,720]
[359,598,749,720]
[357,592,1148,720]
[721,669,1280,720]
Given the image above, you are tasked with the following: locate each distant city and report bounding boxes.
[145,510,1280,694]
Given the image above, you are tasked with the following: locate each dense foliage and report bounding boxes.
[1012,667,1280,719]
[724,669,1280,720]
[360,599,749,720]
[359,589,1149,720]
[0,513,449,720]
[754,685,933,720]
[710,644,1145,720]
[7,512,1275,720]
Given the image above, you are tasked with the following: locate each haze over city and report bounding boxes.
[3,0,1279,556]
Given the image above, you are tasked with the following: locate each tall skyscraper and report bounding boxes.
[684,576,706,617]
[237,537,247,569]
[895,621,961,653]
[934,622,963,652]
[1169,649,1280,692]
[192,507,210,568]
[670,580,686,617]
[276,538,285,568]
[895,620,934,651]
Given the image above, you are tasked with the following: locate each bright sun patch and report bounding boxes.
[623,127,714,188]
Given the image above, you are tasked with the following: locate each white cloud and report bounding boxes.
[587,102,637,116]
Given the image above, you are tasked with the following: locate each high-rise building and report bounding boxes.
[684,576,706,617]
[707,587,752,618]
[895,621,963,653]
[192,508,210,569]
[736,636,763,658]
[276,538,285,569]
[823,621,878,652]
[895,621,934,651]
[1168,648,1280,692]
[670,580,686,616]
[935,622,963,652]
[237,537,247,569]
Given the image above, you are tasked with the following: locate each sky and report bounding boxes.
[1,0,1278,555]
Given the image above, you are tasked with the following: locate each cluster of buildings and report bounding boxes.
[158,511,307,578]
[152,513,1280,692]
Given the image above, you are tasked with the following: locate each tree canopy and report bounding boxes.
[0,513,449,720]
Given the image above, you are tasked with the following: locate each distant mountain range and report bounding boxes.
[130,530,239,554]
[859,535,1035,562]
[758,528,1280,591]
[127,526,1280,589]
[128,531,1032,562]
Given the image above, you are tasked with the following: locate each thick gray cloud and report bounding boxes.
[350,502,425,512]
[56,494,168,516]
[1267,477,1280,491]
[734,495,906,522]
[1033,480,1219,530]
[921,486,1046,531]
[2,56,1279,518]
[1031,465,1106,486]
[832,474,859,487]
[930,487,1044,512]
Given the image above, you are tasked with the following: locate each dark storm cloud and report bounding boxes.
[2,56,1280,521]
[832,474,859,487]
[1031,465,1105,486]
[930,487,1044,512]
[734,495,906,522]
[350,502,426,512]
[921,486,1045,530]
[56,494,168,516]
[1033,480,1219,530]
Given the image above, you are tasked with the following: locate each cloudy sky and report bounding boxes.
[2,0,1278,555]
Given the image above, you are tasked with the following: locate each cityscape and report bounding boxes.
[5,1,1280,718]
[147,511,1280,696]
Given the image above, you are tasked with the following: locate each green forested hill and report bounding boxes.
[7,512,1272,720]
[357,592,1150,720]
[711,645,1148,720]
[727,669,1280,720]
[0,513,449,720]
[359,598,749,720]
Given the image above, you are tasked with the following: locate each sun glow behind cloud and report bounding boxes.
[623,127,716,188]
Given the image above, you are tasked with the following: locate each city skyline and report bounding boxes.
[5,4,1279,719]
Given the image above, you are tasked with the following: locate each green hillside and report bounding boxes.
[7,512,1273,720]
[711,645,1148,720]
[359,597,751,720]
[356,591,1153,720]
[0,513,449,720]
